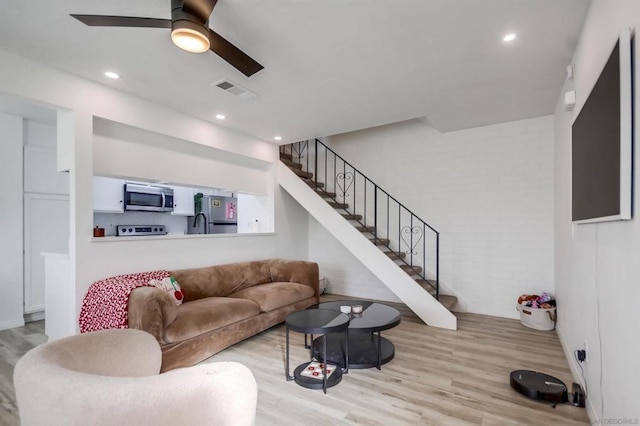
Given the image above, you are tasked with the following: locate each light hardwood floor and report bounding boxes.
[0,296,589,425]
[0,320,46,426]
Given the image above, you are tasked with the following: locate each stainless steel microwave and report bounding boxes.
[124,183,174,212]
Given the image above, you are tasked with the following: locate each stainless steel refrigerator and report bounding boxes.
[188,195,238,234]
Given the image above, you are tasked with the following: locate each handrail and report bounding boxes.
[311,140,439,234]
[280,139,441,299]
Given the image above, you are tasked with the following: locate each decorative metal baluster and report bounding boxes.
[401,225,423,257]
[335,171,353,202]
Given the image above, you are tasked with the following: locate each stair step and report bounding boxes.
[292,168,313,179]
[304,179,325,188]
[370,238,390,246]
[400,264,423,275]
[385,251,406,260]
[316,190,337,198]
[279,152,293,161]
[414,280,457,310]
[327,202,349,209]
[355,226,376,233]
[438,295,458,311]
[415,278,434,288]
[281,157,303,169]
[342,214,362,220]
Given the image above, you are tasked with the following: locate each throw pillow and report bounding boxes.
[149,276,184,306]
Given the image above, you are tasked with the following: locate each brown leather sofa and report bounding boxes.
[127,259,319,372]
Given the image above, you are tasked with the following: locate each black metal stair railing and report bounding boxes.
[280,139,440,299]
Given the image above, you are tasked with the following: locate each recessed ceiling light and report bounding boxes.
[215,114,226,120]
[274,136,282,141]
[503,33,517,42]
[104,71,120,79]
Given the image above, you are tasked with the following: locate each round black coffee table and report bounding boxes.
[311,300,401,370]
[285,309,350,393]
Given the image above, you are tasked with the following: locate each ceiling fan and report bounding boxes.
[70,0,264,77]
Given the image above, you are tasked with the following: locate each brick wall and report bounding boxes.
[311,115,554,318]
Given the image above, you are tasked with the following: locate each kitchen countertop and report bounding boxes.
[90,232,275,242]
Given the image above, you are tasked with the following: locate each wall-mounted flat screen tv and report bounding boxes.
[571,30,633,224]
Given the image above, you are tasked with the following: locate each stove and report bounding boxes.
[116,225,166,236]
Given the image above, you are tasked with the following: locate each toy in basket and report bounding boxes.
[516,293,556,331]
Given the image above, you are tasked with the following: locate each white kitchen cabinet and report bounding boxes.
[171,185,195,216]
[93,176,124,213]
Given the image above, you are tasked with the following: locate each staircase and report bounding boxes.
[278,140,457,330]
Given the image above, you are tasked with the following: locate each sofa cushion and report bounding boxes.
[164,297,260,343]
[227,282,315,313]
[149,276,184,306]
[170,260,272,302]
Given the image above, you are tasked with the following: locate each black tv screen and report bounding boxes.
[571,33,633,223]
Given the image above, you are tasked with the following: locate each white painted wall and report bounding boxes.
[321,116,555,319]
[0,113,25,330]
[0,48,307,331]
[554,0,640,422]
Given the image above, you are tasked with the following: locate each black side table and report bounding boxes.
[285,309,350,394]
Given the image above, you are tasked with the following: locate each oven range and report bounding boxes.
[117,225,166,236]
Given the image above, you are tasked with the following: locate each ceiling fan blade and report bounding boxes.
[208,29,264,77]
[70,15,171,29]
[182,0,218,21]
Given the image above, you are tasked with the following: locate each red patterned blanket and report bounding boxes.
[79,270,170,333]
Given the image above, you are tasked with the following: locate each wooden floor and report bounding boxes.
[0,320,46,426]
[0,296,589,425]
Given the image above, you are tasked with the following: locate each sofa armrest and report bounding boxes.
[268,259,320,298]
[128,287,178,345]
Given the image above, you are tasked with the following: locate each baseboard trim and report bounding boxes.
[24,310,45,323]
[0,317,26,331]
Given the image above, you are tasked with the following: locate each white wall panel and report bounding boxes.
[0,113,25,330]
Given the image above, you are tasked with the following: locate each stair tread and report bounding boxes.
[304,179,325,188]
[327,202,349,209]
[292,168,313,179]
[355,226,376,233]
[342,214,362,220]
[370,238,390,246]
[400,264,423,275]
[280,152,293,161]
[385,251,406,260]
[316,190,337,198]
[437,295,458,311]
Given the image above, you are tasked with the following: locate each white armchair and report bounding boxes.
[14,328,257,426]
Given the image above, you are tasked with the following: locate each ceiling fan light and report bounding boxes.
[171,21,210,53]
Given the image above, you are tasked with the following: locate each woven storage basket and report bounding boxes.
[516,304,556,331]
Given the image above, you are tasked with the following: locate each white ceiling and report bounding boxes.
[0,0,590,143]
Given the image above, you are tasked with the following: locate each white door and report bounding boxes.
[24,193,70,313]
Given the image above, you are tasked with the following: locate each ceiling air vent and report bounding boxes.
[213,79,259,101]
